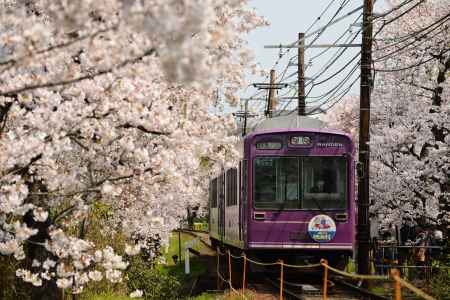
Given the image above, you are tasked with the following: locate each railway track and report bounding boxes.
[180,229,392,300]
[257,274,390,300]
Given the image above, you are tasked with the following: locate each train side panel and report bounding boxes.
[209,178,219,242]
[223,168,241,248]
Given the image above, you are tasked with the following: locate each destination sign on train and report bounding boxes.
[256,141,282,149]
[290,136,312,145]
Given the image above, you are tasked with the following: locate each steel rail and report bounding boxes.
[264,277,305,300]
[331,276,391,300]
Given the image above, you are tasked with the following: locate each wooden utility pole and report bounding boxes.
[298,32,305,116]
[266,69,277,118]
[243,99,249,135]
[234,99,258,136]
[357,0,373,283]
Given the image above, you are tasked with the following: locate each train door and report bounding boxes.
[239,160,248,242]
[218,173,225,242]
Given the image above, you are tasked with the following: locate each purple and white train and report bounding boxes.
[209,116,356,265]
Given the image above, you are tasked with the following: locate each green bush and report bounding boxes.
[126,255,181,300]
[429,268,450,300]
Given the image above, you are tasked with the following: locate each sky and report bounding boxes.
[233,0,385,116]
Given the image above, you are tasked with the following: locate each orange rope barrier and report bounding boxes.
[279,260,284,300]
[242,254,247,295]
[245,257,280,266]
[216,247,221,290]
[214,249,434,300]
[321,259,328,300]
[215,247,248,299]
[391,269,401,300]
[228,250,232,286]
[321,259,435,300]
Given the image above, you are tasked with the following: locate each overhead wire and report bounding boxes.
[307,16,358,62]
[311,51,361,87]
[304,0,442,115]
[311,26,361,75]
[251,0,367,117]
[265,0,343,78]
[273,0,363,116]
[293,0,442,115]
[308,75,360,115]
[280,55,360,116]
[306,60,360,102]
[273,86,299,116]
[373,0,427,37]
[373,12,450,51]
[306,0,353,48]
[374,48,450,72]
[373,25,448,62]
[372,0,420,20]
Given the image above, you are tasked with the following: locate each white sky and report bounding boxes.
[231,0,385,116]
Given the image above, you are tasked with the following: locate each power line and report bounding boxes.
[308,12,362,62]
[310,50,361,87]
[373,0,427,37]
[266,0,343,77]
[256,0,366,117]
[307,0,353,48]
[374,13,450,51]
[308,75,360,115]
[372,0,420,20]
[305,0,339,33]
[373,25,448,62]
[374,48,450,72]
[306,60,360,102]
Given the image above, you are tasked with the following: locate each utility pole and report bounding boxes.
[298,32,305,116]
[233,99,258,136]
[243,99,249,135]
[357,0,373,284]
[253,81,287,121]
[266,69,277,118]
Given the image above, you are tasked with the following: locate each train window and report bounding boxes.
[254,157,300,209]
[302,157,347,209]
[253,157,347,210]
[226,168,238,206]
[211,178,218,208]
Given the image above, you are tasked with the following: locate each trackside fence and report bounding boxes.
[216,247,437,300]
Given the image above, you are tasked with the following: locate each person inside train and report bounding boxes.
[309,168,337,193]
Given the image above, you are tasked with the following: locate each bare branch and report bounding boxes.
[2,153,43,178]
[68,135,89,151]
[0,25,118,68]
[0,101,13,136]
[117,123,171,136]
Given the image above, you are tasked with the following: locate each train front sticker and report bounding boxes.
[308,215,336,242]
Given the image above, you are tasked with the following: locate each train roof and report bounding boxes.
[248,114,326,132]
[244,114,350,138]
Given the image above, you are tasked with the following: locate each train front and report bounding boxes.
[244,128,355,264]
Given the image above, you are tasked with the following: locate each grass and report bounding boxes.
[190,292,219,300]
[189,290,254,300]
[81,291,133,300]
[163,232,211,265]
[159,232,211,281]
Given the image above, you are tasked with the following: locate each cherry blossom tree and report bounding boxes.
[324,0,449,230]
[0,0,265,294]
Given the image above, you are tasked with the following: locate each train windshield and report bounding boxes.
[253,157,347,210]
